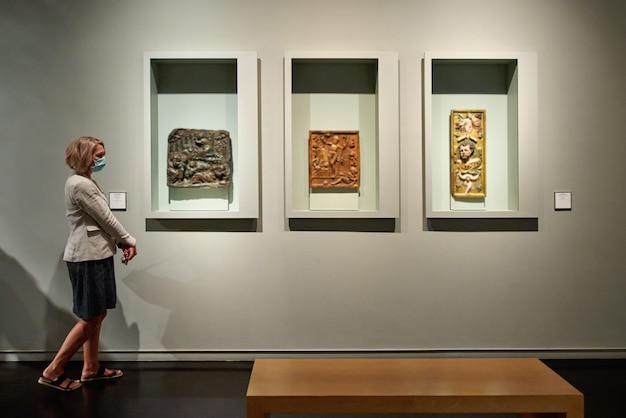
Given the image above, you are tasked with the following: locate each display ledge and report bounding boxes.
[426,217,538,232]
[146,218,258,232]
[427,209,539,219]
[289,218,396,232]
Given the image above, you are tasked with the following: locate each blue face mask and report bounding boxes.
[92,157,106,172]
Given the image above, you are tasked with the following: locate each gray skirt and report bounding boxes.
[66,256,116,320]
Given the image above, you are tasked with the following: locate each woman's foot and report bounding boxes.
[81,365,123,382]
[38,371,81,391]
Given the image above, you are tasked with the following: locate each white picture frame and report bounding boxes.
[284,51,399,219]
[424,51,539,220]
[144,51,259,219]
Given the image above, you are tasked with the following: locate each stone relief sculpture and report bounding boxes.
[451,110,485,198]
[167,128,232,188]
[309,130,360,189]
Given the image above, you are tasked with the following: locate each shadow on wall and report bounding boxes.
[123,265,229,355]
[0,247,140,358]
[122,268,188,354]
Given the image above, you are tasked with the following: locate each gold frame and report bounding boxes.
[450,110,486,198]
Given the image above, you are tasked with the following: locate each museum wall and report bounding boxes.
[1,0,625,360]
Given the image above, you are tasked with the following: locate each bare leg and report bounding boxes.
[81,311,121,379]
[82,312,105,377]
[42,314,104,389]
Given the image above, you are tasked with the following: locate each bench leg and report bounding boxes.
[246,403,268,418]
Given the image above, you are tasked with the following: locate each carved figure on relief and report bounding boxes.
[309,130,360,189]
[451,110,485,198]
[167,128,232,188]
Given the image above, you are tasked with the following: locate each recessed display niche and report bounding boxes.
[144,51,258,219]
[424,52,539,220]
[284,52,399,219]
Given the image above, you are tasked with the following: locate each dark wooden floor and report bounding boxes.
[0,359,624,418]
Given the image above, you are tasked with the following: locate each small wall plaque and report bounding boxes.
[554,192,572,211]
[109,192,127,211]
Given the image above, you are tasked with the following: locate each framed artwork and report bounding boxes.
[451,110,486,198]
[309,130,360,189]
[167,128,232,189]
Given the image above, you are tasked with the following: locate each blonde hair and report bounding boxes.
[65,136,105,174]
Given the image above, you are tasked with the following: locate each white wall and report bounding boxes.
[1,0,625,360]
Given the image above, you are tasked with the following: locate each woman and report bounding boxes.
[38,136,138,391]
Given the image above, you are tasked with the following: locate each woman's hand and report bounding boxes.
[121,244,138,261]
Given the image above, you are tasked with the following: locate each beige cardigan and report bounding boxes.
[63,174,136,262]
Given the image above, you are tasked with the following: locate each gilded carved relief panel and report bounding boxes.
[450,110,486,198]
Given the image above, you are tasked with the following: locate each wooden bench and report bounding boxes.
[246,358,583,418]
